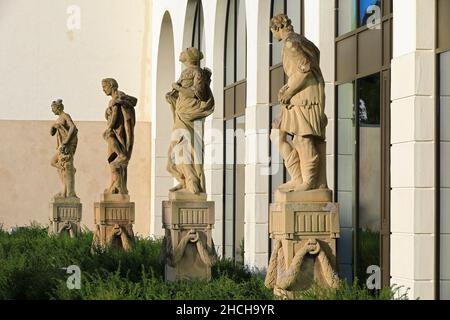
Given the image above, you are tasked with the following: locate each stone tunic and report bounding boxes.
[279,32,328,139]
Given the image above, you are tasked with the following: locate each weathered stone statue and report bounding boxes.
[50,99,78,198]
[165,47,215,194]
[49,99,82,237]
[92,79,137,251]
[269,14,328,193]
[266,14,340,298]
[161,48,217,281]
[101,78,137,195]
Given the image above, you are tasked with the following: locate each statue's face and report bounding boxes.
[102,82,112,96]
[271,26,283,42]
[52,105,61,115]
[179,51,188,64]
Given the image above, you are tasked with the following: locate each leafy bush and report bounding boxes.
[0,225,408,300]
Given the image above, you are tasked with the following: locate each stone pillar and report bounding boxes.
[49,197,82,238]
[160,192,217,281]
[265,190,340,298]
[92,193,135,251]
[244,0,271,270]
[390,0,437,300]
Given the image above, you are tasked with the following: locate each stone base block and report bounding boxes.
[265,200,340,297]
[49,197,82,238]
[160,192,217,281]
[92,193,135,251]
[274,188,333,203]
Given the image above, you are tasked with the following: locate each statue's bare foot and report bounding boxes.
[169,184,184,192]
[292,182,314,192]
[277,180,298,193]
[54,192,65,198]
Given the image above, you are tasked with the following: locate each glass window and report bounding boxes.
[270,105,285,202]
[235,116,246,261]
[337,82,355,283]
[192,0,205,67]
[225,0,236,86]
[286,0,302,32]
[225,0,246,86]
[224,119,235,258]
[357,74,381,283]
[359,0,381,27]
[223,117,246,260]
[440,51,450,299]
[338,0,357,36]
[236,0,246,82]
[271,0,303,66]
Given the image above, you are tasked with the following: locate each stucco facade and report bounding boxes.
[0,0,449,300]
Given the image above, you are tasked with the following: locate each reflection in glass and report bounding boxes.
[357,73,381,283]
[338,0,357,36]
[359,0,381,27]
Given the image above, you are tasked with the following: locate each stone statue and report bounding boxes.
[50,99,78,198]
[165,47,215,194]
[101,78,137,195]
[270,13,328,192]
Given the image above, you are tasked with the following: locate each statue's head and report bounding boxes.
[270,13,294,41]
[51,99,64,115]
[179,47,203,66]
[102,78,119,96]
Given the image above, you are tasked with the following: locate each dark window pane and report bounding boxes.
[359,0,381,27]
[236,0,246,81]
[358,74,380,126]
[338,0,357,36]
[225,0,236,86]
[357,73,381,283]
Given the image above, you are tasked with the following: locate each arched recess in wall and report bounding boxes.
[150,11,176,236]
[155,11,175,157]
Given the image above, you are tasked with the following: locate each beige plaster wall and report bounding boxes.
[0,120,151,236]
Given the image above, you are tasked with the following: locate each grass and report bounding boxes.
[0,225,408,300]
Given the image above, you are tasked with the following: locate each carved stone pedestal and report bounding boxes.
[91,193,135,251]
[160,192,217,281]
[49,197,82,238]
[265,189,340,298]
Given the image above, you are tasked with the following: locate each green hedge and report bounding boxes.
[0,225,407,300]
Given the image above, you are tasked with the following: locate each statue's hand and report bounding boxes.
[279,91,293,105]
